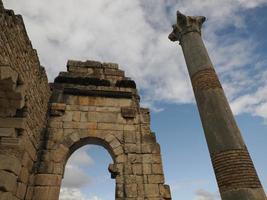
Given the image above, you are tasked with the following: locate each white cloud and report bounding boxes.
[68,147,94,166]
[230,85,267,123]
[2,0,267,118]
[193,189,220,200]
[62,147,93,189]
[59,188,102,200]
[62,164,91,188]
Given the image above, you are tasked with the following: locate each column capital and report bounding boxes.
[168,11,206,42]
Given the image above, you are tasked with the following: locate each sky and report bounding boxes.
[2,0,267,199]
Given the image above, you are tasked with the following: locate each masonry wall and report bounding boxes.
[32,60,172,200]
[0,2,172,199]
[0,2,51,199]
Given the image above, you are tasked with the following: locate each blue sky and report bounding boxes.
[3,0,267,199]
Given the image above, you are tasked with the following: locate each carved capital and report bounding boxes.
[168,11,206,42]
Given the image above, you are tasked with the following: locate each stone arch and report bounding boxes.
[0,2,171,199]
[32,135,124,200]
[30,60,171,200]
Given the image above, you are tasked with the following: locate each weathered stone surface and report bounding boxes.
[169,10,266,200]
[0,170,17,192]
[0,154,21,175]
[121,107,136,119]
[1,127,18,137]
[0,3,171,200]
[16,182,27,199]
[125,184,138,197]
[35,174,61,186]
[144,184,159,197]
[159,184,172,199]
[0,191,13,200]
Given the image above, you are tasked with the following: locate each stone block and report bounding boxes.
[63,121,79,129]
[80,112,88,122]
[96,106,120,112]
[72,111,81,122]
[98,123,123,130]
[142,144,160,154]
[124,144,140,153]
[66,95,79,104]
[121,107,136,119]
[152,164,163,175]
[78,96,88,106]
[144,184,159,197]
[124,164,132,175]
[115,184,124,198]
[125,184,138,198]
[0,170,17,192]
[50,103,66,111]
[62,111,72,122]
[21,152,33,169]
[0,191,13,200]
[35,174,61,186]
[140,108,150,123]
[128,154,142,164]
[87,111,97,122]
[52,144,68,162]
[143,164,152,174]
[113,146,124,156]
[0,128,16,137]
[159,184,171,199]
[95,112,118,123]
[103,62,119,69]
[147,175,164,184]
[132,164,142,175]
[25,186,34,200]
[19,167,29,183]
[143,154,161,164]
[32,186,61,200]
[116,155,126,163]
[0,118,25,129]
[110,139,121,149]
[0,65,18,84]
[24,139,37,161]
[48,121,62,129]
[16,182,27,199]
[0,154,21,175]
[124,131,136,143]
[123,124,136,131]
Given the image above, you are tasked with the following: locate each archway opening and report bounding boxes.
[59,144,115,200]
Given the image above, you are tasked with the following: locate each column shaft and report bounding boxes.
[169,11,266,200]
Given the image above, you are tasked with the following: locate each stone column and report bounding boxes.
[169,11,266,200]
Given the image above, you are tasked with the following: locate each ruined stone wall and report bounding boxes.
[0,1,172,199]
[32,60,172,200]
[0,2,51,199]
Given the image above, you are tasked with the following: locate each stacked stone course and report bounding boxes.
[34,60,171,199]
[0,2,51,200]
[0,2,171,199]
[169,11,266,200]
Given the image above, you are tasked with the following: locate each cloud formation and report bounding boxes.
[60,146,94,199]
[3,0,267,119]
[60,188,102,200]
[193,189,220,200]
[61,147,93,189]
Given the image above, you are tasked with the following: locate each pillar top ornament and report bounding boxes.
[168,11,206,42]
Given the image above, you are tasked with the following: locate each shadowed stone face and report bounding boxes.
[169,10,266,200]
[0,2,172,199]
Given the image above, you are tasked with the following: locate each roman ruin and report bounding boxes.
[169,11,267,200]
[0,0,266,199]
[0,2,171,199]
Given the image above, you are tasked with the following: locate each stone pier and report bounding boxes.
[169,11,266,200]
